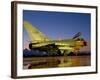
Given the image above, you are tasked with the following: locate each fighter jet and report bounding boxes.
[23,21,87,56]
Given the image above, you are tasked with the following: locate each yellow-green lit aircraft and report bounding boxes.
[23,21,87,55]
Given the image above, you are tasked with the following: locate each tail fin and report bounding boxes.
[23,21,49,42]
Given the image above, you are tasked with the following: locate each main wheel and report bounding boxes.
[57,49,61,56]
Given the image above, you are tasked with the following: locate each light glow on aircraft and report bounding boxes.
[23,21,87,56]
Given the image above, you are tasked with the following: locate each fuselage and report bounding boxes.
[29,39,87,54]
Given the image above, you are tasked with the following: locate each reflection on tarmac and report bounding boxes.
[23,56,90,69]
[58,56,72,67]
